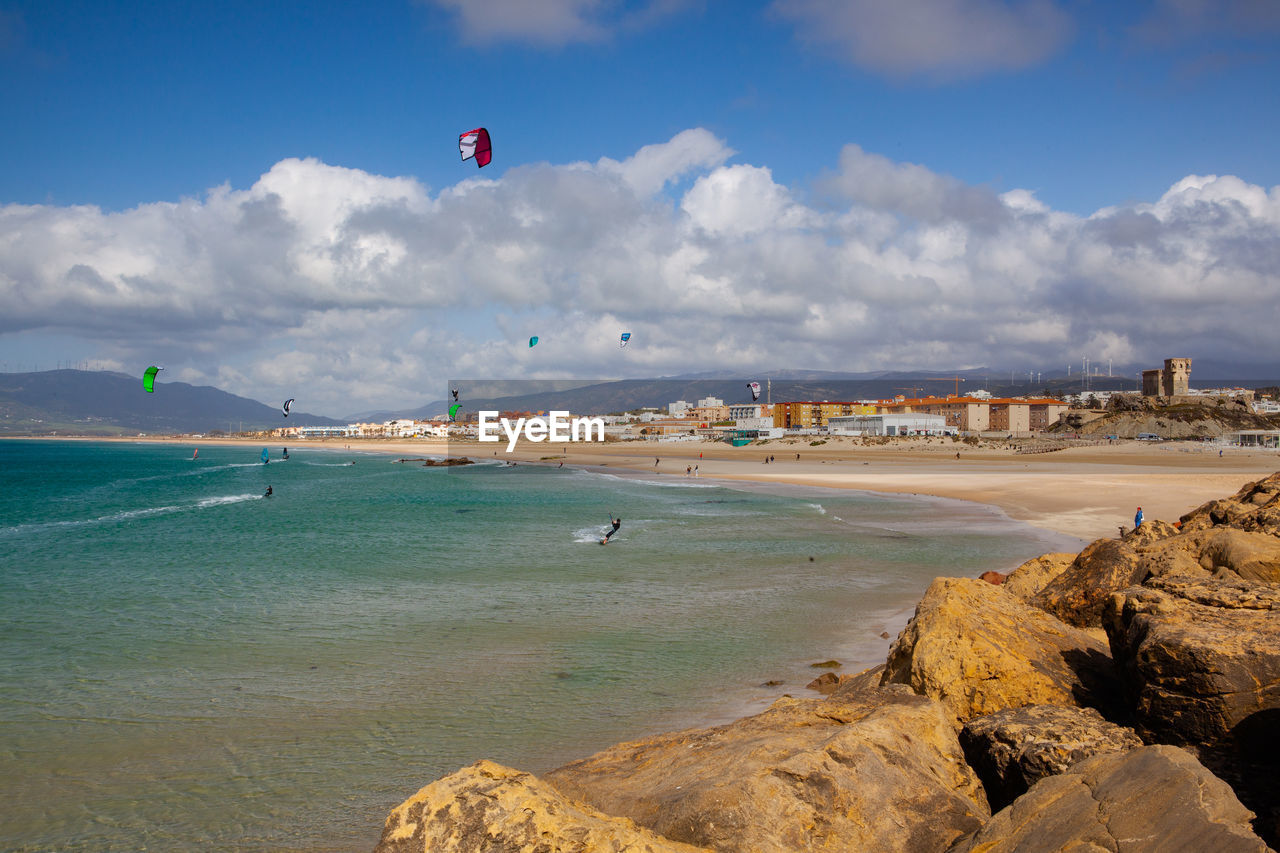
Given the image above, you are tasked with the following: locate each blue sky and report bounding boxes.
[2,0,1279,413]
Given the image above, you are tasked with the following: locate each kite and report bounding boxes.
[529,336,539,348]
[282,398,294,417]
[619,332,631,348]
[748,381,761,402]
[449,403,461,421]
[459,128,492,168]
[142,365,163,393]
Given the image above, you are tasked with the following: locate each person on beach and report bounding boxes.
[694,465,698,477]
[1134,507,1144,528]
[604,517,621,542]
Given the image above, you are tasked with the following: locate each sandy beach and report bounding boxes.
[85,434,1280,543]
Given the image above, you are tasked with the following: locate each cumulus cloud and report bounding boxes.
[3,128,1278,414]
[772,0,1074,78]
[423,0,693,46]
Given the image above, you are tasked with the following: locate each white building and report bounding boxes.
[696,396,724,408]
[827,413,954,436]
[668,400,690,416]
[728,403,765,421]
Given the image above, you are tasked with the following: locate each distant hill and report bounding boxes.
[410,372,1001,420]
[0,370,346,435]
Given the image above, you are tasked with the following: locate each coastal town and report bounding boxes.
[269,358,1280,448]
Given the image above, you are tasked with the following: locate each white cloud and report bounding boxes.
[423,0,693,47]
[3,129,1279,414]
[773,0,1074,78]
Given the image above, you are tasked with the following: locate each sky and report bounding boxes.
[2,0,1279,415]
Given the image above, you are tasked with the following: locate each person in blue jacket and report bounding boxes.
[1134,507,1144,528]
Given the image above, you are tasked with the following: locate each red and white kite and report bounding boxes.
[458,127,492,168]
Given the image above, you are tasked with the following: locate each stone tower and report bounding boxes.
[1162,358,1191,396]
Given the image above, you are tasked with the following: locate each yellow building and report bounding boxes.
[772,401,877,429]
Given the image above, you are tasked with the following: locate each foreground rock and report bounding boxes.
[881,577,1119,722]
[947,745,1269,853]
[1103,574,1280,843]
[959,704,1143,811]
[373,760,708,853]
[545,686,988,853]
[1000,552,1073,601]
[1103,575,1280,748]
[1032,539,1146,628]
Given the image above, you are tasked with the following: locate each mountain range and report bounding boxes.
[0,370,345,435]
[1,366,1272,435]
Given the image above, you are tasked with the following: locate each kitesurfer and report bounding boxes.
[603,517,621,543]
[264,486,273,498]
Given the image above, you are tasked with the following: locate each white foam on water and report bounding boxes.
[1,493,263,538]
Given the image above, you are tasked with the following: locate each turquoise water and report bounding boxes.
[0,440,1079,852]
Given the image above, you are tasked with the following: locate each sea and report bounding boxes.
[0,439,1082,852]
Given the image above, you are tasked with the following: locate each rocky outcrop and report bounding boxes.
[947,745,1269,853]
[881,577,1119,722]
[1195,528,1280,582]
[1103,574,1280,846]
[1001,552,1073,601]
[959,704,1143,811]
[1103,574,1280,748]
[544,686,988,853]
[372,760,709,853]
[1180,473,1280,537]
[1032,539,1146,628]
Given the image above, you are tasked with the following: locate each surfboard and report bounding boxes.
[600,538,608,545]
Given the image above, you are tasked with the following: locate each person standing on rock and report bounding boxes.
[1134,507,1144,528]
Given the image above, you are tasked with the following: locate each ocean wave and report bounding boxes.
[0,493,263,538]
[575,470,718,489]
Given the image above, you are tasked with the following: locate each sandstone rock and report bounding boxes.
[805,671,840,694]
[881,577,1119,723]
[1002,553,1073,601]
[1032,539,1145,628]
[1181,498,1253,533]
[959,704,1143,811]
[1104,574,1280,847]
[1196,528,1280,582]
[1122,518,1179,545]
[806,663,885,696]
[1103,575,1280,748]
[545,686,988,853]
[373,759,708,853]
[1132,534,1210,580]
[831,663,887,696]
[947,745,1269,853]
[1181,473,1280,536]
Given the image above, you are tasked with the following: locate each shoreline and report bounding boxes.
[32,433,1280,541]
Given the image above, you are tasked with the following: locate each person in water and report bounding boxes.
[604,517,621,541]
[264,486,273,498]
